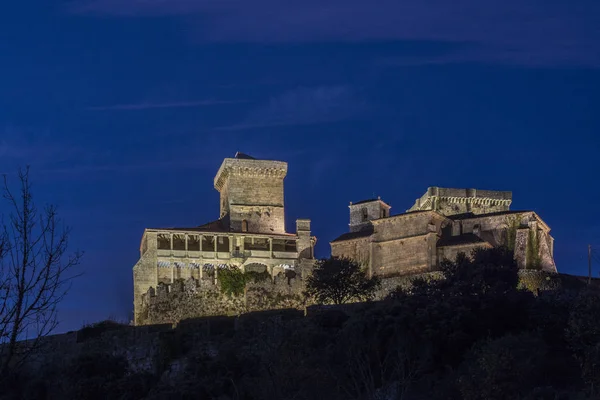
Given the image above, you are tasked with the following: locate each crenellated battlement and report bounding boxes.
[408,186,512,216]
[214,157,288,191]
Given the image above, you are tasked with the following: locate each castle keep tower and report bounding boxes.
[214,152,287,234]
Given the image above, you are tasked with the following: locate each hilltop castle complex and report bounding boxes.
[132,154,557,325]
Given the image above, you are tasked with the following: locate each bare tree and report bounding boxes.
[0,167,82,377]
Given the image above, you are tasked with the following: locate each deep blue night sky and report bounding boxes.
[1,0,599,332]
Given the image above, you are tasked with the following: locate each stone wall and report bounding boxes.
[17,323,174,377]
[375,272,444,298]
[437,242,492,264]
[369,211,446,277]
[371,211,443,240]
[138,274,307,326]
[330,237,370,267]
[229,204,286,234]
[408,187,512,215]
[372,235,434,277]
[349,200,390,232]
[133,231,159,325]
[215,158,288,234]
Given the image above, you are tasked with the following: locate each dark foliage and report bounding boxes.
[4,247,600,399]
[305,257,381,304]
[77,319,129,342]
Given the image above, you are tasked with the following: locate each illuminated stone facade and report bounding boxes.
[331,187,557,278]
[132,153,316,325]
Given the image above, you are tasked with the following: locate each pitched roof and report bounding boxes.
[351,198,391,207]
[150,219,296,237]
[331,226,374,243]
[437,233,487,247]
[352,198,379,206]
[449,210,532,220]
[234,152,256,160]
[155,219,229,233]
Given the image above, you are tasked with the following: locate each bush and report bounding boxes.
[218,266,247,296]
[77,319,129,342]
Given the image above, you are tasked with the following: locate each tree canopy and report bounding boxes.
[304,257,380,304]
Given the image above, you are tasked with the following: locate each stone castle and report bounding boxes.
[331,187,556,278]
[132,154,557,325]
[132,153,316,325]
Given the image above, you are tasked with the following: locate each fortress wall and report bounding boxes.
[410,187,512,213]
[375,272,444,298]
[437,242,492,264]
[229,205,285,234]
[372,234,434,277]
[330,237,370,267]
[371,212,436,241]
[436,199,510,216]
[133,232,159,325]
[139,275,307,326]
[349,201,389,232]
[429,187,512,200]
[225,174,285,207]
[460,212,532,234]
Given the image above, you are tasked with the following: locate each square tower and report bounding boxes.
[349,197,392,232]
[214,152,288,234]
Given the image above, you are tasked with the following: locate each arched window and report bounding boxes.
[242,220,248,232]
[362,208,369,222]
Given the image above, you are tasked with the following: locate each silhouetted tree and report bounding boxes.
[0,168,82,379]
[305,257,380,305]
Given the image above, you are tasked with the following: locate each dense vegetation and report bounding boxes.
[3,247,600,399]
[305,257,381,304]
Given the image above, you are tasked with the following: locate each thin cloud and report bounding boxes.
[87,99,245,111]
[36,159,217,177]
[68,0,600,67]
[0,127,82,169]
[215,85,368,131]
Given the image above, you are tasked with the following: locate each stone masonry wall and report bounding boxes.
[368,211,446,277]
[330,237,370,267]
[349,200,389,232]
[229,204,285,234]
[436,198,509,216]
[133,231,159,325]
[371,211,445,241]
[437,242,492,265]
[372,235,434,277]
[138,274,306,326]
[217,159,288,234]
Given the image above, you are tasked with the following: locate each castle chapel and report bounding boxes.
[132,153,316,325]
[331,187,557,277]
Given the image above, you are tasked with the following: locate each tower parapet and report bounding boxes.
[407,187,512,216]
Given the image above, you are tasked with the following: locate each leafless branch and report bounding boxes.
[0,167,82,379]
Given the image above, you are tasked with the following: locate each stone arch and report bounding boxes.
[244,263,269,274]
